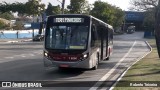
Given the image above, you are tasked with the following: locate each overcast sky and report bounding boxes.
[0,0,131,10]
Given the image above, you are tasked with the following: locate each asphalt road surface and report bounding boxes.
[0,32,150,90]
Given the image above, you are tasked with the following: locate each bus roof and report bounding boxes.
[90,15,113,29]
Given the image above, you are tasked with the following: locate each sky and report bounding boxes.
[0,0,131,10]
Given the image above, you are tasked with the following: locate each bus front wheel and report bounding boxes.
[91,53,99,70]
[105,48,110,60]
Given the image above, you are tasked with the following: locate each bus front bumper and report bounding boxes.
[43,57,91,69]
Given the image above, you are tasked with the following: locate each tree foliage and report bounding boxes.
[0,19,10,30]
[13,21,24,30]
[46,3,54,15]
[130,0,158,11]
[0,0,45,16]
[130,0,158,28]
[0,12,14,20]
[114,8,125,28]
[0,20,7,29]
[46,3,61,16]
[52,5,61,14]
[25,0,45,16]
[143,9,155,28]
[67,0,91,14]
[130,0,160,58]
[90,1,124,28]
[67,0,124,27]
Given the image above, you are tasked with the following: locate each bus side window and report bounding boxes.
[91,25,97,47]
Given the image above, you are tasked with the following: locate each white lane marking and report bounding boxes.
[7,41,19,43]
[5,53,36,60]
[20,54,26,58]
[14,55,23,57]
[33,52,40,54]
[4,57,14,59]
[89,41,136,90]
[109,41,152,90]
[28,54,35,56]
[21,55,26,57]
[33,52,43,55]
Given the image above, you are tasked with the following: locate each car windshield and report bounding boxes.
[45,25,89,50]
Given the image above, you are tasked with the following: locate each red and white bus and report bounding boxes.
[43,14,113,70]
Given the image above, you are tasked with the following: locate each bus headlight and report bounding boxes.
[44,52,48,57]
[82,53,89,60]
[83,54,88,58]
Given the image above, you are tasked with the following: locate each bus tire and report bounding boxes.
[105,48,110,60]
[91,53,99,70]
[106,57,109,60]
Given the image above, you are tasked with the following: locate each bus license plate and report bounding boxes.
[60,65,69,68]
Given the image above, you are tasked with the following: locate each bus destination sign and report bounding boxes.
[54,18,84,23]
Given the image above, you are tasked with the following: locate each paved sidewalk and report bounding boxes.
[0,38,32,42]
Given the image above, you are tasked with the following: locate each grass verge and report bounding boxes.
[113,39,160,90]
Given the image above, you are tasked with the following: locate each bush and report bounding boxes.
[0,20,6,29]
[0,12,14,20]
[13,21,24,30]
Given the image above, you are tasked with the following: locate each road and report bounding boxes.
[0,32,150,90]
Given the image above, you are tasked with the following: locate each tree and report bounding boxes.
[46,3,54,15]
[0,2,10,13]
[91,1,112,24]
[112,7,125,28]
[67,0,90,14]
[0,20,7,29]
[25,0,45,16]
[53,5,61,15]
[0,12,14,20]
[12,2,26,16]
[129,0,158,25]
[80,0,91,14]
[46,3,61,16]
[0,1,45,17]
[90,1,124,28]
[130,0,160,58]
[130,0,158,11]
[129,0,158,28]
[13,21,24,30]
[0,2,26,16]
[143,9,155,29]
[155,0,160,58]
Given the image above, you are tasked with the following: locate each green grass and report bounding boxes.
[114,39,160,90]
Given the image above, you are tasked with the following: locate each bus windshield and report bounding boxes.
[45,25,89,50]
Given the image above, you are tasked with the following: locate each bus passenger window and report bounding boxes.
[91,26,96,47]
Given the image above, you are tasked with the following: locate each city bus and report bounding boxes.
[43,14,113,70]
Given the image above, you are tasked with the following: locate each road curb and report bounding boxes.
[5,39,33,43]
[109,41,152,90]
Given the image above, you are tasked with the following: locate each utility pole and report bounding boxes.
[57,0,65,14]
[155,0,160,58]
[62,0,65,14]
